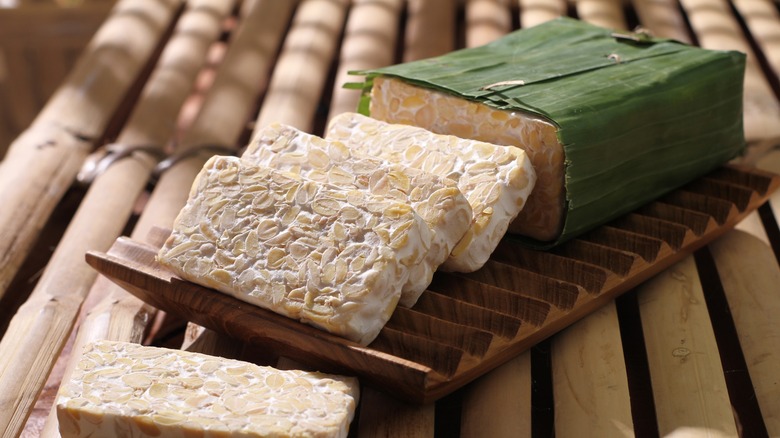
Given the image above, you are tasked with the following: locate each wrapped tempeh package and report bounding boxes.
[350,17,746,247]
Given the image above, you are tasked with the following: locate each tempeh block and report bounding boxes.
[158,155,431,345]
[243,123,472,306]
[370,76,564,241]
[326,112,536,272]
[56,340,359,438]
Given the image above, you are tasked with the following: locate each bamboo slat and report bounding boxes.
[574,0,628,30]
[0,0,181,301]
[631,0,693,43]
[465,0,512,47]
[710,232,780,435]
[459,353,532,438]
[37,2,297,435]
[518,0,566,28]
[254,0,349,133]
[403,0,456,62]
[113,2,234,147]
[637,256,737,436]
[0,2,230,436]
[327,0,403,122]
[731,0,780,80]
[552,303,634,437]
[0,1,115,141]
[0,163,153,437]
[679,0,780,143]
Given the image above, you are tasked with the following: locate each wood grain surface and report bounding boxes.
[87,165,779,404]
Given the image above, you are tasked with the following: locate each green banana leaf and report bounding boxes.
[349,17,746,248]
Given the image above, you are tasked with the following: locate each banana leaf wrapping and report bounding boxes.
[350,17,746,248]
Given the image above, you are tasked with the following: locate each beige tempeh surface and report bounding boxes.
[0,1,776,437]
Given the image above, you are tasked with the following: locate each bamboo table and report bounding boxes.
[1,0,779,437]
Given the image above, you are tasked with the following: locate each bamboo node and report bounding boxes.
[77,143,168,186]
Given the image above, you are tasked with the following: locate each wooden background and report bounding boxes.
[0,0,778,437]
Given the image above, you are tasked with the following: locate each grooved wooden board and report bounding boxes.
[86,164,780,403]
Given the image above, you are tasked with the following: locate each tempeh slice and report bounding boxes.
[158,155,431,345]
[243,123,472,307]
[56,340,359,438]
[326,112,536,272]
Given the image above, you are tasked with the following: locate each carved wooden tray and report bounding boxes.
[87,164,779,403]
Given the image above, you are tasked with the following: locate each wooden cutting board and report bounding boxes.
[86,164,780,403]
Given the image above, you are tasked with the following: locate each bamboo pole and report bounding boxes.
[636,256,738,436]
[38,1,296,436]
[719,145,780,435]
[631,0,692,43]
[0,0,181,300]
[460,353,532,437]
[0,1,234,435]
[403,0,456,62]
[465,0,511,47]
[254,0,350,134]
[551,303,634,436]
[326,0,403,122]
[574,0,628,30]
[518,0,566,29]
[710,231,780,436]
[678,0,780,144]
[731,0,780,86]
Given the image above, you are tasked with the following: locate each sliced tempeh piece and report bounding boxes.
[158,155,431,345]
[56,340,359,438]
[326,112,536,272]
[243,123,472,307]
